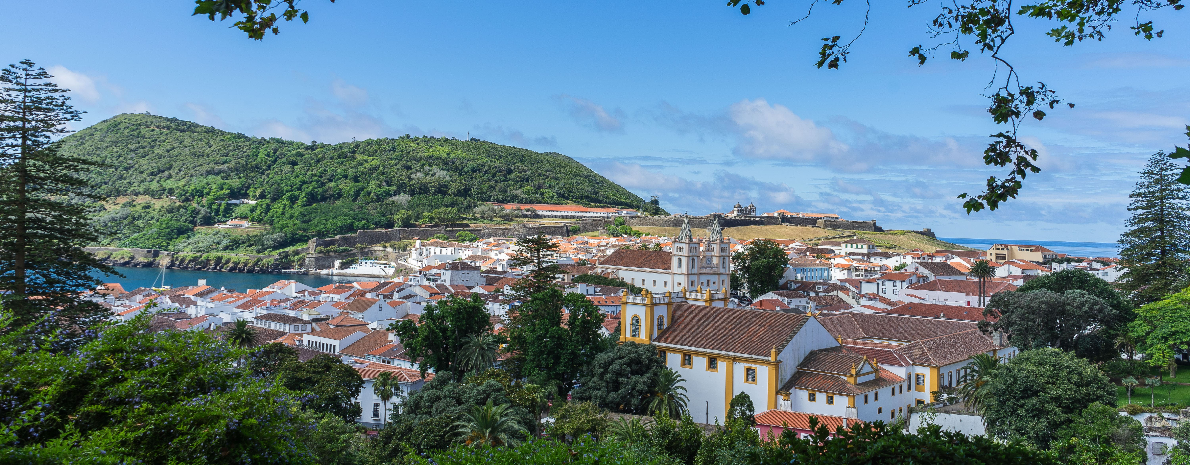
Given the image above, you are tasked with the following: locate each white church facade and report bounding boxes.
[597,218,732,297]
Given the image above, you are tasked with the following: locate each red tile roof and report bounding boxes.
[599,249,673,270]
[653,304,809,358]
[884,302,994,322]
[754,410,857,432]
[783,367,904,395]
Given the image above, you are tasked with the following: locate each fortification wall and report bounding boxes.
[818,219,884,232]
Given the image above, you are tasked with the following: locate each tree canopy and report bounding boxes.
[981,348,1115,448]
[572,342,667,415]
[731,239,788,299]
[276,353,366,421]
[984,284,1132,361]
[389,294,494,377]
[1118,151,1190,305]
[1128,286,1190,378]
[0,60,115,340]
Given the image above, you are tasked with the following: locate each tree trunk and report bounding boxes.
[1171,358,1178,379]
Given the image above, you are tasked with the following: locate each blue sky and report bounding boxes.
[4,1,1188,242]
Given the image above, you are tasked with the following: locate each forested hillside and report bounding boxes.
[59,113,655,251]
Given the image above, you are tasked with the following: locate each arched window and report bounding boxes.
[657,315,665,332]
[630,316,641,338]
[677,258,682,268]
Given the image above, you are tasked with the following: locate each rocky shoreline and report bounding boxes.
[85,247,292,274]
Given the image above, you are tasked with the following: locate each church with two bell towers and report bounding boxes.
[596,217,732,298]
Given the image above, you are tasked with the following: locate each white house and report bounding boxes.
[350,360,431,428]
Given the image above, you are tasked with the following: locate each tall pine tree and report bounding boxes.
[1118,152,1190,306]
[0,60,115,340]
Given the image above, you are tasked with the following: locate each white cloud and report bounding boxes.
[729,99,848,162]
[596,162,803,214]
[1088,111,1188,130]
[48,66,100,103]
[557,94,626,133]
[331,79,369,106]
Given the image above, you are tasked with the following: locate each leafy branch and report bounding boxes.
[732,0,1184,212]
[193,0,334,40]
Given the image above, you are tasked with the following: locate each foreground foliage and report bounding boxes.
[0,312,343,464]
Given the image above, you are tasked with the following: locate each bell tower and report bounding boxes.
[672,217,697,292]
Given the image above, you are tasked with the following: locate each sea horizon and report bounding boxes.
[939,237,1120,258]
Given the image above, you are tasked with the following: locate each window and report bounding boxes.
[681,353,692,368]
[900,385,903,394]
[864,394,869,404]
[916,399,925,406]
[915,374,924,386]
[663,281,667,287]
[826,395,835,405]
[658,350,667,360]
[878,407,882,414]
[657,315,665,332]
[653,280,657,286]
[630,316,641,338]
[677,247,683,252]
[808,392,816,402]
[891,388,895,397]
[677,258,682,268]
[372,403,381,419]
[744,367,757,384]
[874,391,879,401]
[891,410,895,419]
[707,357,718,371]
[948,371,953,387]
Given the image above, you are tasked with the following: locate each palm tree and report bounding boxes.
[1122,376,1139,404]
[454,333,501,376]
[649,368,689,419]
[969,260,994,307]
[1146,377,1162,408]
[373,372,400,426]
[454,399,527,447]
[225,319,256,367]
[956,353,1000,414]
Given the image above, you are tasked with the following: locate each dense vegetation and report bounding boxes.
[61,113,656,251]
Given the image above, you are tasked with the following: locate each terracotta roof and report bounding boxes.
[817,312,979,343]
[326,313,369,327]
[97,283,126,295]
[876,272,916,281]
[840,340,913,367]
[797,346,874,376]
[306,326,371,341]
[752,299,791,311]
[652,304,809,358]
[599,249,673,270]
[783,367,905,395]
[352,360,432,382]
[340,330,394,358]
[914,262,965,277]
[907,279,1017,297]
[254,312,307,324]
[894,329,1000,367]
[808,295,847,308]
[332,298,380,314]
[884,302,994,322]
[601,316,620,334]
[754,410,858,432]
[770,290,808,299]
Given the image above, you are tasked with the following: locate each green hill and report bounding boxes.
[59,113,656,253]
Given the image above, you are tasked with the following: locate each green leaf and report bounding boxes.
[300,11,309,23]
[740,4,750,15]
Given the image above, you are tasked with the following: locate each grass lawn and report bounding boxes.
[1115,365,1190,408]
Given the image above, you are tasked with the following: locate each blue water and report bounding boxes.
[91,266,383,293]
[938,237,1120,258]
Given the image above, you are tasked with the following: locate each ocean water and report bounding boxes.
[91,266,384,293]
[938,237,1120,258]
